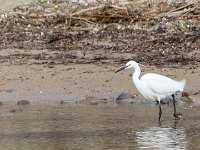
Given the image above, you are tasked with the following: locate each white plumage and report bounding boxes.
[140,73,186,101]
[115,60,186,121]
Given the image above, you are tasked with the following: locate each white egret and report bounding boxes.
[115,61,186,121]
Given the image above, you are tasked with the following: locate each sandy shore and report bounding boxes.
[0,1,199,105]
[0,58,199,104]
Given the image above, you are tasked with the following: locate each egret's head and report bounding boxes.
[125,61,138,69]
[115,61,138,73]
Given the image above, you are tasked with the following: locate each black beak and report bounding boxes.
[115,65,128,73]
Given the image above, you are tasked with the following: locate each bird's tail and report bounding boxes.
[178,79,186,91]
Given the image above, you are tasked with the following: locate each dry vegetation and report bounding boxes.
[0,0,199,67]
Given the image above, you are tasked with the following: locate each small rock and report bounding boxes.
[180,92,193,104]
[182,92,190,97]
[60,100,78,105]
[143,101,157,106]
[6,88,16,93]
[10,108,23,113]
[60,100,64,104]
[116,91,132,101]
[90,101,99,105]
[180,96,193,104]
[0,101,3,105]
[85,95,96,101]
[99,98,108,101]
[155,25,165,33]
[60,100,70,105]
[193,90,200,95]
[126,99,136,104]
[17,100,30,105]
[160,96,173,104]
[174,112,183,120]
[47,65,54,68]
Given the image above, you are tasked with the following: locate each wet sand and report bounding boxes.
[0,57,199,105]
[0,0,199,104]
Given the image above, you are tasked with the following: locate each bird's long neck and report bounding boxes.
[132,64,141,81]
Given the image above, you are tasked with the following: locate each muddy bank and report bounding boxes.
[0,1,199,104]
[0,62,199,105]
[0,28,200,67]
[0,1,199,67]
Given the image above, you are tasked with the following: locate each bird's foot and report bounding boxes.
[174,112,183,120]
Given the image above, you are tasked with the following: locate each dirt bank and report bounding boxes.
[0,58,199,104]
[0,1,199,104]
[0,1,199,67]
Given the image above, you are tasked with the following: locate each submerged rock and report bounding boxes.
[85,95,96,101]
[180,92,193,104]
[84,95,108,105]
[60,100,78,105]
[143,101,157,106]
[60,100,65,105]
[116,92,139,104]
[6,88,16,93]
[116,91,133,101]
[90,100,99,105]
[174,112,183,120]
[10,108,23,113]
[116,92,141,104]
[17,100,30,105]
[160,96,173,104]
[0,101,3,105]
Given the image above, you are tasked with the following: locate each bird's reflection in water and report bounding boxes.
[132,122,187,150]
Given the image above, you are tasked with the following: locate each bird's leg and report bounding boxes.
[172,94,176,117]
[158,101,162,122]
[172,94,183,120]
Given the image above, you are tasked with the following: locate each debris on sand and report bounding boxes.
[0,0,199,67]
[17,100,30,105]
[10,108,23,113]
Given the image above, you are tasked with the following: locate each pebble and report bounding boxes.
[90,101,99,105]
[10,108,23,113]
[116,91,132,101]
[17,100,30,105]
[0,101,3,105]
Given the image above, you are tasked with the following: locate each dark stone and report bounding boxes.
[17,100,30,105]
[143,101,157,106]
[156,25,165,33]
[0,101,3,105]
[10,108,23,113]
[90,101,99,105]
[60,100,78,105]
[116,92,130,101]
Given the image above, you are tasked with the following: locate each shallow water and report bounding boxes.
[0,103,199,150]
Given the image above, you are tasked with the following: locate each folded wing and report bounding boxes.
[141,73,185,95]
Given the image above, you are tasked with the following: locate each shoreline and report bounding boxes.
[0,62,199,105]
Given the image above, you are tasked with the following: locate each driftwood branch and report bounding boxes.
[171,2,195,12]
[71,5,104,16]
[158,8,194,18]
[70,5,129,17]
